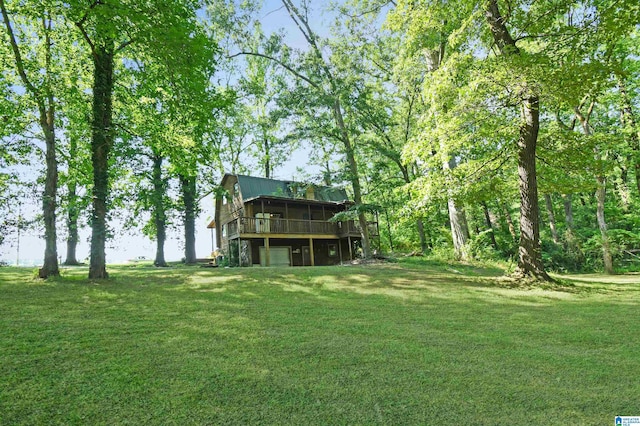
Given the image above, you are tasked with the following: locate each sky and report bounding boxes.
[0,1,336,265]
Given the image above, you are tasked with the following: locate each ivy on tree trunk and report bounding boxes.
[152,154,167,267]
[64,179,80,265]
[180,174,197,264]
[88,42,114,279]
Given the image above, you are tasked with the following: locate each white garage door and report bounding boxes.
[259,247,291,267]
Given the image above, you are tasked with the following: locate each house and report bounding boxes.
[210,174,379,266]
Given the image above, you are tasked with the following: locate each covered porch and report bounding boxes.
[225,236,361,267]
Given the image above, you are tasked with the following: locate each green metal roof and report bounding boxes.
[234,174,349,203]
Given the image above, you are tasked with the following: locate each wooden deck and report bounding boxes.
[226,217,378,239]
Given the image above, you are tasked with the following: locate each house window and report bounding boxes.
[233,182,239,195]
[222,224,227,237]
[328,244,337,257]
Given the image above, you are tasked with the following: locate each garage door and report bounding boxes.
[259,247,291,267]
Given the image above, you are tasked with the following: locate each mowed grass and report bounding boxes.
[1,260,639,425]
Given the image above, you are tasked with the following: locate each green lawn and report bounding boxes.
[1,260,638,425]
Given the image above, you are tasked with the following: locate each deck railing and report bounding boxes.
[226,217,378,238]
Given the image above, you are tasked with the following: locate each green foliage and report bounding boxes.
[541,238,586,273]
[582,229,640,273]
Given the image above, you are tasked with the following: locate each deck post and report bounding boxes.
[339,238,343,265]
[265,236,270,267]
[309,238,315,266]
[285,202,289,233]
[348,236,353,260]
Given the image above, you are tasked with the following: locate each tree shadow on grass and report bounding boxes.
[181,263,640,307]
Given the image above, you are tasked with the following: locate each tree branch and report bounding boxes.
[0,0,41,99]
[116,38,136,53]
[281,0,335,83]
[74,21,97,59]
[485,0,519,55]
[228,51,320,89]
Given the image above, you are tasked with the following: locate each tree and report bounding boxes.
[1,0,63,278]
[240,25,291,179]
[483,0,549,279]
[70,0,218,277]
[58,44,93,266]
[386,0,638,278]
[229,1,375,258]
[330,6,431,253]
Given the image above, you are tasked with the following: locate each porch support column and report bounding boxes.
[338,239,343,265]
[265,236,270,267]
[285,202,289,233]
[309,238,315,266]
[348,236,353,260]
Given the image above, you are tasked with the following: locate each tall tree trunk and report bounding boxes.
[384,208,394,252]
[1,2,59,278]
[543,194,559,244]
[562,194,574,232]
[501,201,517,241]
[561,193,582,266]
[417,218,428,253]
[482,201,499,250]
[447,198,470,259]
[152,154,167,267]
[88,43,114,279]
[596,176,614,274]
[443,158,469,260]
[617,75,640,196]
[333,99,371,258]
[612,154,631,210]
[322,159,332,186]
[39,107,60,278]
[180,174,197,264]
[514,96,549,279]
[64,134,80,265]
[64,179,80,265]
[264,133,271,179]
[486,0,549,280]
[575,100,614,274]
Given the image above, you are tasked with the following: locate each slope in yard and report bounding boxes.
[0,261,638,425]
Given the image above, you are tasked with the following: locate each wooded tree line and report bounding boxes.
[1,0,227,278]
[1,0,639,280]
